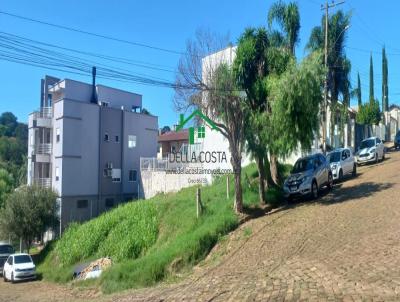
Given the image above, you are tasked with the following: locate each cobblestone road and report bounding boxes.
[1,150,400,302]
[115,149,400,302]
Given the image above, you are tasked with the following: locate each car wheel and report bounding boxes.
[352,164,357,177]
[11,272,14,284]
[327,173,333,190]
[311,181,318,200]
[338,169,343,181]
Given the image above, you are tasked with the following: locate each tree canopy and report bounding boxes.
[0,186,58,252]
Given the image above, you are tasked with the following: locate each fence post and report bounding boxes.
[226,175,230,200]
[196,187,202,218]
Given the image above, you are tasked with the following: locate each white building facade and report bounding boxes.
[28,75,158,231]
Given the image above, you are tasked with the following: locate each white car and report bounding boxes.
[355,137,385,165]
[3,253,36,282]
[327,148,356,181]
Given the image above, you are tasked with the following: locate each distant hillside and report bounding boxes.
[0,112,28,207]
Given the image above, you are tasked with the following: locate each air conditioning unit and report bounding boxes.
[106,162,113,169]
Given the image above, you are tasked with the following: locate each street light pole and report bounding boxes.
[321,0,345,154]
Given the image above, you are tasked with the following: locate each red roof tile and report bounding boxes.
[158,129,189,142]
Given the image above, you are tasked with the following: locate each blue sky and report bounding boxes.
[0,0,399,127]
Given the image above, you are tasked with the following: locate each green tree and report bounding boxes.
[0,186,58,253]
[267,1,300,55]
[267,52,325,158]
[369,54,374,102]
[353,72,362,108]
[234,27,275,203]
[0,112,18,137]
[382,47,389,113]
[307,10,351,146]
[356,98,381,125]
[0,169,14,208]
[267,1,300,184]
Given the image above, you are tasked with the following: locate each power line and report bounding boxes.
[0,10,186,56]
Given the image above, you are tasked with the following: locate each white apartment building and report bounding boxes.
[28,74,158,231]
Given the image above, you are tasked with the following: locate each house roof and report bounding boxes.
[158,129,189,142]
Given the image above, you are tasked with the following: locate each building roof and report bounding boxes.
[158,129,189,142]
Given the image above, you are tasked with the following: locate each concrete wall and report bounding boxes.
[97,85,142,110]
[100,107,123,196]
[53,100,100,196]
[141,170,201,199]
[123,112,158,196]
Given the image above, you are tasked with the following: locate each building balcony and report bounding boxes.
[29,107,52,128]
[33,178,51,188]
[33,143,52,154]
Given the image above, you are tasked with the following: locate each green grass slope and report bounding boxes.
[39,164,287,293]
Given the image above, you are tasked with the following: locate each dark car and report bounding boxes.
[283,153,333,201]
[395,131,400,149]
[0,242,14,275]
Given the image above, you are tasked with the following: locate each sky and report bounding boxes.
[0,0,399,127]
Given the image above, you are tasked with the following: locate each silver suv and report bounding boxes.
[284,153,333,201]
[0,242,14,275]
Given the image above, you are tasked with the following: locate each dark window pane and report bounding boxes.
[105,198,114,208]
[77,200,88,209]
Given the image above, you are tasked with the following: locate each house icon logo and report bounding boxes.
[176,110,220,145]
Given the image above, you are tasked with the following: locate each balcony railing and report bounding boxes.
[33,107,52,119]
[34,178,51,188]
[33,143,52,154]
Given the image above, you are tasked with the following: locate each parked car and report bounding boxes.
[355,137,385,165]
[284,153,333,201]
[0,242,14,276]
[327,148,357,181]
[3,253,36,282]
[394,131,400,149]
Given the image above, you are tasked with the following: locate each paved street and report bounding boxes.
[1,149,400,301]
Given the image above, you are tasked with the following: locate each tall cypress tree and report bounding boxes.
[357,72,362,107]
[382,46,389,112]
[369,54,374,103]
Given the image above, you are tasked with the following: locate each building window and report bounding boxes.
[105,198,114,208]
[104,133,109,141]
[198,126,205,138]
[56,128,60,143]
[128,135,136,148]
[100,101,109,107]
[104,162,112,178]
[112,168,121,182]
[129,170,137,182]
[115,135,119,143]
[55,167,59,181]
[77,199,88,209]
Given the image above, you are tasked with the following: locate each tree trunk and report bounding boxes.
[270,153,280,186]
[255,157,266,204]
[233,165,243,213]
[231,153,243,213]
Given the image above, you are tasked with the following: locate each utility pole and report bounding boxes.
[321,0,345,154]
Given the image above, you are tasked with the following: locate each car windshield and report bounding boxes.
[14,255,32,264]
[360,139,375,149]
[327,152,341,163]
[292,157,314,173]
[0,245,13,254]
